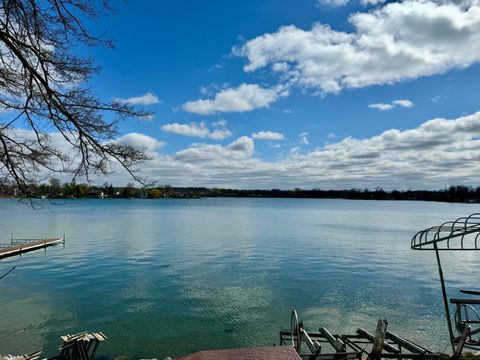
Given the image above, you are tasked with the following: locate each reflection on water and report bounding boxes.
[0,198,477,358]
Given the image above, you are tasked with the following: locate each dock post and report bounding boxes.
[367,319,388,360]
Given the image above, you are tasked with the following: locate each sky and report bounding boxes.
[81,0,480,190]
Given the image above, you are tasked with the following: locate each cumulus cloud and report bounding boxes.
[227,136,255,154]
[236,0,480,94]
[368,99,413,110]
[161,121,231,140]
[59,111,480,190]
[392,99,414,108]
[252,131,285,140]
[117,133,164,151]
[174,136,254,163]
[116,92,160,106]
[182,83,288,115]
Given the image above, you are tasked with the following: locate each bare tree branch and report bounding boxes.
[0,0,152,196]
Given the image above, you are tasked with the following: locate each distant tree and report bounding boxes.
[0,177,14,196]
[74,183,88,197]
[49,178,61,196]
[103,182,114,197]
[107,184,114,197]
[0,0,151,196]
[122,182,135,198]
[147,188,162,199]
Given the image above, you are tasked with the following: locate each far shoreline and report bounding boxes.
[1,184,479,204]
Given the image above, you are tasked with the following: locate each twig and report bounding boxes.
[0,265,16,280]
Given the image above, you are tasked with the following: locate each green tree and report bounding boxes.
[147,188,163,199]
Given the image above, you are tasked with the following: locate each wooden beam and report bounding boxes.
[319,327,345,352]
[357,327,399,354]
[367,319,388,360]
[385,331,429,354]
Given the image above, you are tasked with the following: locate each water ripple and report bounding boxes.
[0,198,476,358]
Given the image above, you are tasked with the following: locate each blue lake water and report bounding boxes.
[0,198,478,358]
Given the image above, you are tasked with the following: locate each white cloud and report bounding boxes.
[392,99,414,108]
[213,119,228,127]
[227,136,255,155]
[236,0,480,94]
[368,99,414,110]
[182,83,288,115]
[199,83,219,96]
[116,92,160,106]
[317,0,350,7]
[174,136,254,163]
[252,131,285,140]
[55,111,480,191]
[272,62,289,72]
[361,0,386,5]
[117,133,164,151]
[161,121,231,140]
[368,103,395,111]
[300,132,310,145]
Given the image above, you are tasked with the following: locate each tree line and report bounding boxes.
[0,179,479,203]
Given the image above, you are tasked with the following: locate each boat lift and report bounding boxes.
[411,213,480,357]
[280,310,441,360]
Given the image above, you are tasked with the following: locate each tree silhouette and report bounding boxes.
[0,0,151,195]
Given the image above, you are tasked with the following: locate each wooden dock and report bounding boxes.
[0,236,65,259]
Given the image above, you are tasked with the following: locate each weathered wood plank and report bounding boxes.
[366,319,388,360]
[385,331,430,354]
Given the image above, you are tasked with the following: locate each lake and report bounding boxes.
[0,198,478,359]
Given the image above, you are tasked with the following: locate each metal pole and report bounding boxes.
[434,243,455,354]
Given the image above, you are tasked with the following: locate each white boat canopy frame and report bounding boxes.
[411,213,480,251]
[411,213,480,354]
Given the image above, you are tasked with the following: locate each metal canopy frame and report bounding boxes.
[411,213,480,251]
[411,213,480,354]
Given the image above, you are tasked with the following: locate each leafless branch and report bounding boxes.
[0,0,152,196]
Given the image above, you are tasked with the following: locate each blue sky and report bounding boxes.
[81,0,480,189]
